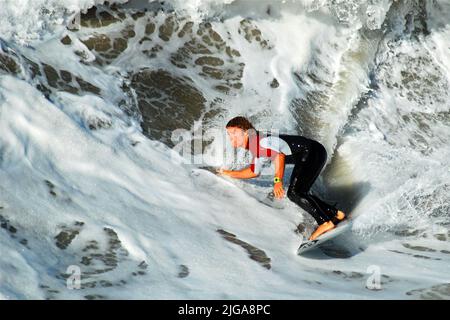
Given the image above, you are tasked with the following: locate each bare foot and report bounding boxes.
[309,221,336,240]
[336,210,346,221]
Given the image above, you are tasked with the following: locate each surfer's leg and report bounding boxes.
[287,142,334,222]
[287,190,333,225]
[286,142,343,239]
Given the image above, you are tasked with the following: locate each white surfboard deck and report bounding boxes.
[193,167,284,208]
[297,218,353,255]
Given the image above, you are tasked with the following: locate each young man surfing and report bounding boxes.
[218,116,346,240]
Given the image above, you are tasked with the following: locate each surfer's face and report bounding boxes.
[226,127,248,148]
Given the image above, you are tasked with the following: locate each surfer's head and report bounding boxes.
[225,116,255,148]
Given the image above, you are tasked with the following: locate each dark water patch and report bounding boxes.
[402,243,437,252]
[146,21,156,35]
[294,223,306,236]
[131,11,146,21]
[143,44,163,59]
[74,50,91,64]
[85,294,107,300]
[170,20,245,93]
[289,69,331,138]
[60,35,72,45]
[0,51,20,75]
[130,68,206,145]
[225,46,241,58]
[43,64,61,88]
[64,6,248,145]
[392,228,423,238]
[370,31,450,155]
[217,229,271,270]
[42,223,150,298]
[82,34,112,52]
[178,21,193,38]
[195,56,224,67]
[80,25,136,65]
[326,269,394,289]
[55,221,85,250]
[78,6,125,29]
[45,180,57,197]
[270,78,279,88]
[201,66,223,80]
[304,279,323,286]
[132,261,149,277]
[0,214,30,249]
[388,54,449,106]
[202,98,227,126]
[73,7,148,65]
[332,270,365,279]
[66,226,135,278]
[239,19,272,50]
[434,233,447,241]
[0,215,17,234]
[405,1,430,37]
[178,264,189,278]
[400,112,450,158]
[159,14,179,42]
[43,179,74,203]
[406,283,450,299]
[38,62,101,97]
[23,57,41,78]
[87,117,113,130]
[8,47,132,124]
[412,254,436,260]
[72,2,138,64]
[389,249,441,261]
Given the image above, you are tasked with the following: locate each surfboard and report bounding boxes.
[297,218,353,255]
[194,166,284,209]
[252,191,285,209]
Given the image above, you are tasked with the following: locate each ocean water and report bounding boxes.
[0,0,449,299]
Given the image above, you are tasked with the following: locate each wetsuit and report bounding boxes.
[245,130,338,225]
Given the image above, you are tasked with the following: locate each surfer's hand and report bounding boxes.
[274,182,285,199]
[216,168,227,176]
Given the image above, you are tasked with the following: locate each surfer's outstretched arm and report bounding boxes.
[273,153,285,199]
[218,167,259,179]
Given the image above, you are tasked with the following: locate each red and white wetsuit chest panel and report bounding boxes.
[245,132,292,174]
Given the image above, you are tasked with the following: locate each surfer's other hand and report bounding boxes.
[216,168,226,175]
[273,182,285,199]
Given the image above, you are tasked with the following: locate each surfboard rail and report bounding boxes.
[297,218,353,255]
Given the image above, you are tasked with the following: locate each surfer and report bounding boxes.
[218,116,346,240]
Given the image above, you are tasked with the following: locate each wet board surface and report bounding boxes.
[297,218,353,255]
[193,166,284,209]
[251,191,285,209]
[190,167,236,192]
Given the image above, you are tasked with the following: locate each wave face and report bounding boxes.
[0,0,449,299]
